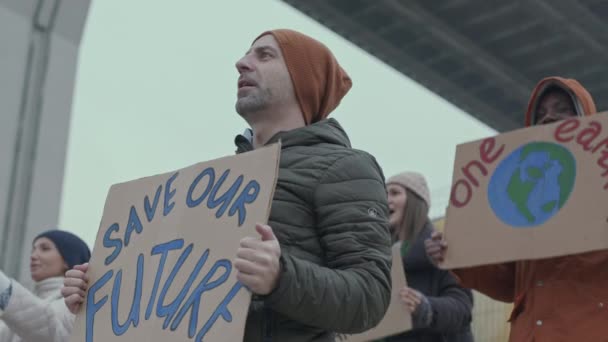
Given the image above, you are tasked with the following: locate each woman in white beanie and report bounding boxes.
[380,172,473,342]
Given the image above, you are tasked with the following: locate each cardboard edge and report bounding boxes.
[261,142,281,224]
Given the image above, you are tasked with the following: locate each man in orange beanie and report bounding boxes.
[232,29,392,341]
[61,29,392,342]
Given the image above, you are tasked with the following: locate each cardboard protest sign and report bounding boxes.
[69,144,280,342]
[442,113,608,269]
[336,243,412,342]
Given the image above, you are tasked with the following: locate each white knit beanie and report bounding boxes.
[387,171,431,208]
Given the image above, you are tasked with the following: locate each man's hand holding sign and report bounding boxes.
[234,224,281,295]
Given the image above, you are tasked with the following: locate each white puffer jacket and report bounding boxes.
[0,277,74,342]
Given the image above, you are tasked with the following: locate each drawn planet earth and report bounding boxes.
[488,142,576,227]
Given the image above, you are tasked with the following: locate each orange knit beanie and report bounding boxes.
[253,29,352,125]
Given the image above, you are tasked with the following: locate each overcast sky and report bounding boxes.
[59,0,495,246]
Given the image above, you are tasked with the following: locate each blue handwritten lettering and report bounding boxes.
[90,240,246,341]
[111,254,144,335]
[86,270,113,342]
[124,206,143,247]
[170,259,231,337]
[207,170,244,220]
[187,168,215,208]
[156,246,208,329]
[103,224,122,266]
[144,185,162,222]
[146,239,184,320]
[196,282,244,342]
[229,180,260,226]
[164,172,179,216]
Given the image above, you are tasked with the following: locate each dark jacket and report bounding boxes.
[385,222,473,342]
[235,118,393,342]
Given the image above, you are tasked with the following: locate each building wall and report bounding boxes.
[432,217,511,342]
[0,0,90,287]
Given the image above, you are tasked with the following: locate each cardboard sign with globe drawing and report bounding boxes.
[441,113,608,269]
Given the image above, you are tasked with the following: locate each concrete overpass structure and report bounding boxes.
[0,0,90,285]
[282,0,608,132]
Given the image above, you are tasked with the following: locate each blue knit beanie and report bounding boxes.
[34,230,91,269]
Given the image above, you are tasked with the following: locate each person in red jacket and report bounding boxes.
[426,76,608,342]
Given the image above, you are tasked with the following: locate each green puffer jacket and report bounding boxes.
[235,118,392,342]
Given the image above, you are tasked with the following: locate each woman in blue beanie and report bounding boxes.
[0,229,90,342]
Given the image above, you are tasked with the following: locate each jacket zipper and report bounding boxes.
[263,306,272,342]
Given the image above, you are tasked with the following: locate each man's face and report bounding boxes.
[234,34,296,117]
[535,89,577,125]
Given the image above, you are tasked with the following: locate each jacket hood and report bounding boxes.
[235,118,351,153]
[524,76,597,127]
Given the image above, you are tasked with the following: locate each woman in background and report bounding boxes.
[382,172,473,342]
[0,229,90,342]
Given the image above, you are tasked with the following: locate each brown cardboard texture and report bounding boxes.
[336,243,412,342]
[69,144,280,342]
[442,114,608,269]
